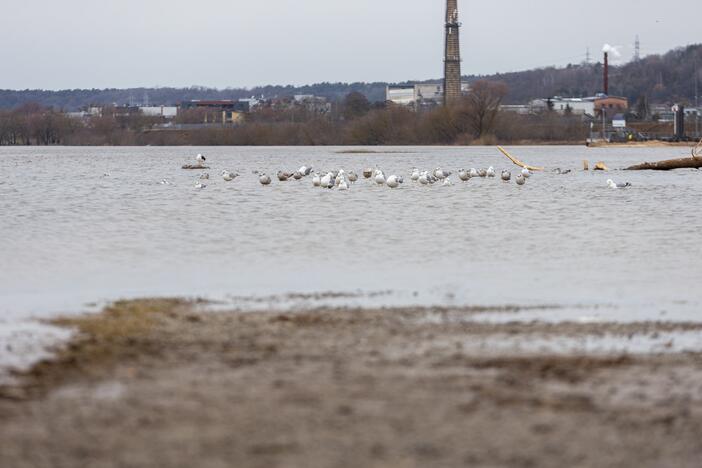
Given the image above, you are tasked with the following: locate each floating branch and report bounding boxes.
[693,138,702,159]
[497,146,544,171]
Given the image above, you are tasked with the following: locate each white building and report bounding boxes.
[529,97,596,117]
[386,82,470,107]
[140,106,178,118]
[386,85,416,106]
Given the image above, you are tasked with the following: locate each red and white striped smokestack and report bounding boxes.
[604,52,609,95]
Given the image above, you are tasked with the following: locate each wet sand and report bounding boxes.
[1,299,702,467]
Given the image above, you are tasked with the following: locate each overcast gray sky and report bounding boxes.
[0,0,698,90]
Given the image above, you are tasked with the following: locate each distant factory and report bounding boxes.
[385,82,470,108]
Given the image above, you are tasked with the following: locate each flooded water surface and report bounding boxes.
[1,145,701,318]
[1,145,701,375]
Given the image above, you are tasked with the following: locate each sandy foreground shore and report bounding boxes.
[1,299,702,468]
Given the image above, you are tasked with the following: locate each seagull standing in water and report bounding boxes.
[194,181,206,189]
[196,154,206,166]
[434,168,450,180]
[386,175,402,188]
[521,167,532,178]
[199,172,209,180]
[374,170,386,185]
[312,173,321,187]
[607,179,631,189]
[320,172,334,188]
[259,173,272,186]
[411,168,421,181]
[222,170,237,181]
[501,170,511,181]
[486,166,496,178]
[516,174,526,185]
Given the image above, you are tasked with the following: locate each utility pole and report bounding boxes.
[585,47,591,65]
[634,35,641,61]
[695,55,700,137]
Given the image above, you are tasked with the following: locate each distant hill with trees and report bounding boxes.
[0,44,700,110]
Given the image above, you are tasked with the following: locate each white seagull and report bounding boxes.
[516,174,526,185]
[320,172,334,188]
[486,166,496,178]
[521,167,532,178]
[259,173,272,186]
[374,170,386,185]
[386,175,401,188]
[607,179,631,189]
[222,170,237,181]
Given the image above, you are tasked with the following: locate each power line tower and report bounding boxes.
[443,0,462,106]
[585,47,591,65]
[634,35,641,61]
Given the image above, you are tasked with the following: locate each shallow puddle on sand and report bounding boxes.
[465,330,702,356]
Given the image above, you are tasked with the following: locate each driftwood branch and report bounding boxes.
[693,138,702,159]
[625,157,702,171]
[496,146,544,171]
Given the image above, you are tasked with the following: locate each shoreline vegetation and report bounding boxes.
[0,84,589,147]
[1,298,701,467]
[1,82,695,148]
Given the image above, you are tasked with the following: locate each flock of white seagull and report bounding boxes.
[172,153,631,190]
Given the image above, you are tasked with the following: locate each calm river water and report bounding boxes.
[1,145,701,373]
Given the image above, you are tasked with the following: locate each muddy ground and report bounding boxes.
[1,299,701,468]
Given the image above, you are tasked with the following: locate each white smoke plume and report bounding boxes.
[602,44,622,58]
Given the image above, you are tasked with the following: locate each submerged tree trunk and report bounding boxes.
[626,156,702,171]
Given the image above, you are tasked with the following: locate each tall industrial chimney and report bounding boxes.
[603,52,609,95]
[444,0,462,105]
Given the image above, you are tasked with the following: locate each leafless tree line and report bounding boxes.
[0,81,589,146]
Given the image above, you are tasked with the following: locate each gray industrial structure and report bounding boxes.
[444,0,462,105]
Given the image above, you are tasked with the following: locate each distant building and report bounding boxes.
[179,100,250,124]
[386,82,470,108]
[292,95,332,114]
[594,96,629,118]
[650,104,700,122]
[530,97,596,116]
[523,94,628,119]
[140,106,178,119]
[499,105,532,115]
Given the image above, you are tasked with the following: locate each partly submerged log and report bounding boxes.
[182,164,210,170]
[626,157,702,171]
[496,146,544,171]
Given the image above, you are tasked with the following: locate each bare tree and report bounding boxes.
[459,80,508,138]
